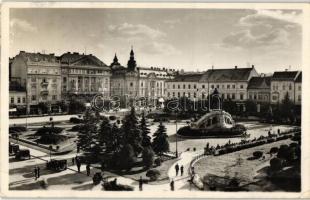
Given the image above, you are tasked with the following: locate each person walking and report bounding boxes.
[170,179,175,191]
[72,157,75,165]
[34,166,38,180]
[175,163,179,176]
[76,159,81,173]
[139,176,143,191]
[180,165,184,176]
[86,163,91,176]
[37,166,41,178]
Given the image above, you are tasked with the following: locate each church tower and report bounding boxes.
[127,46,137,71]
[110,53,120,66]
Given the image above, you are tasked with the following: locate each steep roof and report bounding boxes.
[247,76,271,89]
[272,71,300,81]
[59,52,108,69]
[295,72,302,83]
[200,67,256,82]
[167,73,203,82]
[17,51,58,64]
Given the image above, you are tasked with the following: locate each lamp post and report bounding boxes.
[175,109,178,158]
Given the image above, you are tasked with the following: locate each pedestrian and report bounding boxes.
[72,157,75,165]
[86,163,91,176]
[170,179,175,191]
[175,163,179,176]
[278,128,281,135]
[139,176,143,191]
[180,165,184,176]
[34,166,38,180]
[76,160,81,173]
[37,166,40,178]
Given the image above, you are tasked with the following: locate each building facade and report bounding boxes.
[247,76,271,103]
[59,52,111,101]
[10,51,62,113]
[199,66,259,101]
[270,71,301,105]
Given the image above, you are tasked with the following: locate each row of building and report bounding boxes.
[9,48,302,114]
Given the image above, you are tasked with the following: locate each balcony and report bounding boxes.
[40,90,49,96]
[41,81,49,87]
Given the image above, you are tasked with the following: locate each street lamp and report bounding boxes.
[175,109,178,158]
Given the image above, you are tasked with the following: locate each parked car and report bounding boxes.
[46,159,67,171]
[15,149,31,160]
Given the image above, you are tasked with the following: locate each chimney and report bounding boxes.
[252,65,254,69]
[212,65,214,70]
[235,66,238,69]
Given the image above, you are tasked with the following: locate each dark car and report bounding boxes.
[9,144,20,155]
[15,149,31,160]
[46,159,67,171]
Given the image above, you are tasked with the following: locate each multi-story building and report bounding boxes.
[59,52,111,101]
[10,51,62,113]
[165,72,204,100]
[247,75,271,103]
[270,71,302,105]
[199,66,259,101]
[110,48,173,106]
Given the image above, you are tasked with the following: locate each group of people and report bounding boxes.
[34,166,41,180]
[73,156,91,176]
[174,163,184,176]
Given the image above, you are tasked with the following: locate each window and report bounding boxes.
[202,85,205,89]
[194,92,196,98]
[23,97,26,103]
[283,85,286,90]
[31,78,36,82]
[188,84,191,89]
[178,84,180,89]
[173,84,175,89]
[272,95,277,101]
[178,92,180,97]
[42,96,47,100]
[240,85,244,89]
[53,78,57,83]
[172,92,175,97]
[211,85,214,89]
[32,95,36,101]
[289,84,292,90]
[52,95,57,100]
[130,82,133,87]
[63,77,67,83]
[194,84,197,89]
[232,85,235,89]
[240,93,244,100]
[183,92,186,96]
[17,97,21,103]
[188,92,191,98]
[298,86,301,91]
[222,85,225,89]
[227,85,230,89]
[249,94,252,99]
[232,93,235,99]
[216,85,219,88]
[10,97,14,104]
[167,92,170,97]
[254,94,257,100]
[298,95,301,101]
[183,84,186,89]
[141,82,143,87]
[227,93,230,99]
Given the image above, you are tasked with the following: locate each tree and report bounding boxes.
[152,122,169,155]
[77,109,99,157]
[121,106,142,155]
[68,99,86,114]
[280,92,295,123]
[98,116,120,154]
[117,144,137,171]
[142,146,155,169]
[140,112,151,147]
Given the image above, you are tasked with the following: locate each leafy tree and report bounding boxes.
[245,100,257,115]
[142,146,155,169]
[140,112,151,147]
[121,106,142,155]
[152,122,169,155]
[280,92,295,123]
[68,99,86,114]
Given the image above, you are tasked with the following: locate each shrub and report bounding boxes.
[146,169,161,181]
[142,146,155,169]
[270,158,283,172]
[35,126,63,136]
[38,134,67,144]
[70,125,84,132]
[9,126,27,133]
[69,117,83,124]
[154,158,162,166]
[270,147,279,155]
[253,151,263,159]
[103,180,134,191]
[109,115,116,121]
[277,145,290,160]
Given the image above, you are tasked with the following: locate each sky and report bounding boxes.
[9,8,302,73]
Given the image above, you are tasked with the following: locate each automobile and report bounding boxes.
[93,172,103,185]
[9,144,20,155]
[46,159,67,171]
[15,149,31,160]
